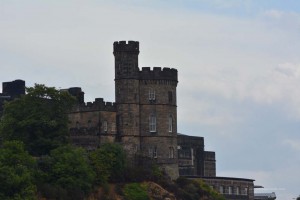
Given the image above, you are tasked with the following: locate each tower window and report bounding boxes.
[169,147,174,158]
[149,114,156,132]
[76,121,80,129]
[149,88,155,100]
[148,147,157,158]
[111,123,116,132]
[88,120,92,129]
[103,121,108,132]
[168,91,173,103]
[153,147,157,158]
[168,115,173,132]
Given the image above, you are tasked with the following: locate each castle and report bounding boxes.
[0,41,256,200]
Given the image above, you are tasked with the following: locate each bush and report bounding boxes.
[123,183,149,200]
[89,143,126,184]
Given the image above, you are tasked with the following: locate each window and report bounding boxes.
[244,187,248,195]
[169,147,174,158]
[103,121,108,132]
[149,147,157,158]
[88,120,92,129]
[168,91,173,103]
[219,186,224,194]
[153,147,157,158]
[76,121,80,129]
[168,115,173,132]
[228,186,232,194]
[111,123,116,132]
[236,187,240,195]
[149,114,156,132]
[149,88,155,100]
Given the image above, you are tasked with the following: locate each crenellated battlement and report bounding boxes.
[139,67,178,81]
[113,40,139,53]
[72,98,116,112]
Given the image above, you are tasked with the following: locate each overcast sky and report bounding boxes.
[1,0,300,199]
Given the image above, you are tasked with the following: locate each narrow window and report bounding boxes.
[168,91,173,103]
[111,123,116,132]
[103,120,108,132]
[148,148,153,157]
[153,147,157,158]
[244,187,248,195]
[149,88,155,100]
[169,147,174,158]
[76,121,80,129]
[88,120,92,129]
[219,186,224,194]
[149,114,156,132]
[228,186,232,194]
[168,115,173,132]
[236,187,240,195]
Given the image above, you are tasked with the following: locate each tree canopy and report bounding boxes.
[89,143,126,184]
[37,145,95,199]
[0,141,37,200]
[0,84,75,156]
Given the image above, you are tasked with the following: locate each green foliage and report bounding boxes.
[37,145,95,198]
[89,143,126,184]
[0,141,37,200]
[0,84,76,156]
[123,183,149,200]
[174,177,225,200]
[196,179,225,200]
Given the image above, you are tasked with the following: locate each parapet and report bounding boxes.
[113,41,139,53]
[65,87,85,104]
[2,79,25,99]
[140,67,178,81]
[72,97,116,112]
[204,151,216,161]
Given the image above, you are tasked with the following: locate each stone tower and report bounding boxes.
[113,41,179,179]
[113,41,141,159]
[139,67,179,179]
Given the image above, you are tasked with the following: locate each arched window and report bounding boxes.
[168,115,173,132]
[149,114,156,132]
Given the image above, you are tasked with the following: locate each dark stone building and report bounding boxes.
[68,41,179,179]
[0,79,25,115]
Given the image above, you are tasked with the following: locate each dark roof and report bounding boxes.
[184,176,255,182]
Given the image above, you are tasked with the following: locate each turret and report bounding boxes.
[113,41,140,79]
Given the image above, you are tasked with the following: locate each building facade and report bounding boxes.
[68,41,180,179]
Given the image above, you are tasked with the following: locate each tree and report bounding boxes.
[0,84,75,156]
[89,143,126,184]
[0,141,37,200]
[37,145,95,199]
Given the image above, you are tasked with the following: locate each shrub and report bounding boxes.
[123,183,149,200]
